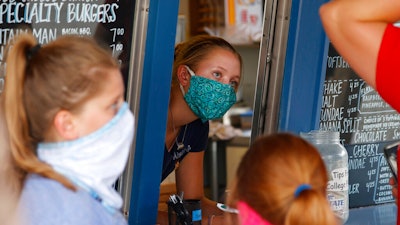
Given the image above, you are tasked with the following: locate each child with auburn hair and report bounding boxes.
[225,133,339,225]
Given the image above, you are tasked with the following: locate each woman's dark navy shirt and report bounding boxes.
[161,119,209,181]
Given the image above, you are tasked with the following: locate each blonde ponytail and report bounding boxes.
[2,33,75,190]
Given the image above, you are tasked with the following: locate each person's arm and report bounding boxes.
[175,151,224,225]
[319,0,400,88]
[320,1,400,207]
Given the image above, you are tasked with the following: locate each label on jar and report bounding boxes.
[328,167,349,191]
[328,192,346,211]
[326,167,349,221]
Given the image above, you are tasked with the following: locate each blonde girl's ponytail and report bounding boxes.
[2,33,75,190]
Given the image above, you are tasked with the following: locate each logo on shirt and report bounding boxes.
[173,145,191,160]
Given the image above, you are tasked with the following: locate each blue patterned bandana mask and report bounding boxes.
[180,66,236,122]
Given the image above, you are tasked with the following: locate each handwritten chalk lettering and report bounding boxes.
[382,121,400,129]
[360,85,374,96]
[379,184,392,191]
[353,131,387,143]
[370,156,379,167]
[0,28,29,45]
[321,94,339,108]
[0,2,63,23]
[323,80,343,95]
[362,93,382,102]
[79,27,91,35]
[367,169,376,180]
[348,93,358,105]
[348,183,360,194]
[327,55,350,68]
[363,123,382,130]
[394,129,400,139]
[341,117,360,134]
[377,190,392,196]
[328,181,348,191]
[376,196,394,202]
[352,144,379,158]
[346,107,356,117]
[109,43,123,57]
[61,27,79,35]
[376,196,393,202]
[348,158,365,170]
[380,166,390,173]
[327,168,348,191]
[320,107,344,121]
[319,120,341,132]
[363,116,380,124]
[361,101,385,109]
[383,101,392,108]
[66,3,118,23]
[379,155,388,167]
[110,28,124,43]
[376,191,393,203]
[327,180,348,191]
[358,94,396,114]
[379,173,390,179]
[389,121,400,127]
[33,28,57,43]
[366,181,375,192]
[0,28,56,45]
[384,114,400,122]
[333,169,348,180]
[349,80,360,92]
[358,89,392,113]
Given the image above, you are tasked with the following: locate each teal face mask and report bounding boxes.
[180,66,237,122]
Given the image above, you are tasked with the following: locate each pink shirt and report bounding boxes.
[376,24,400,112]
[376,23,400,225]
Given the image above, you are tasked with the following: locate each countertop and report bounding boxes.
[345,203,397,225]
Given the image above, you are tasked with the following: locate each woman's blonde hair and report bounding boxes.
[1,33,119,189]
[0,102,21,224]
[172,35,242,85]
[227,133,338,225]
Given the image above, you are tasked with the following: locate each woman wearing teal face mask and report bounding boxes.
[157,35,242,225]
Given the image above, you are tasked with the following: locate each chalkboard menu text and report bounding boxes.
[0,0,136,93]
[320,44,399,208]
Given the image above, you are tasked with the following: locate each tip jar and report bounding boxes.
[300,130,349,224]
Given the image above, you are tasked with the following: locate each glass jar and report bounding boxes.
[300,130,349,224]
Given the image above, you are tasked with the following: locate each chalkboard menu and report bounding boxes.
[321,43,400,208]
[0,0,136,93]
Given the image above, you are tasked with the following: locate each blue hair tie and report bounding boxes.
[294,184,311,197]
